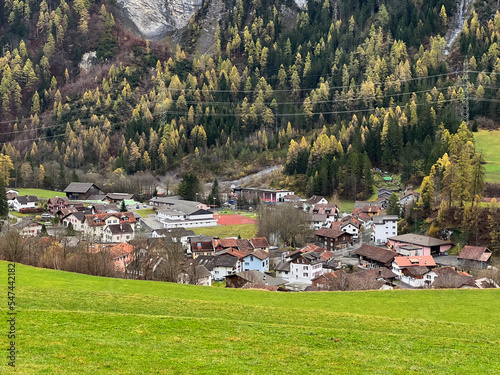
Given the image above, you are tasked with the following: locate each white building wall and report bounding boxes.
[373,220,397,244]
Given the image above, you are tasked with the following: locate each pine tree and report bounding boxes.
[120,200,127,212]
[387,193,401,217]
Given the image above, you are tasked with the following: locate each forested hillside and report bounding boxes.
[0,0,499,197]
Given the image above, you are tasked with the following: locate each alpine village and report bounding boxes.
[0,0,499,372]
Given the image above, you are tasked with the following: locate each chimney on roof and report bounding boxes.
[378,269,382,276]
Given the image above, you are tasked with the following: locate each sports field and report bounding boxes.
[215,213,257,225]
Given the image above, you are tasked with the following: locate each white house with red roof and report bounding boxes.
[392,255,437,288]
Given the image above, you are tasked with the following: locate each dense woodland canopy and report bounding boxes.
[0,0,498,201]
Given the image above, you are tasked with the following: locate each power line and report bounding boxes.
[0,97,466,147]
[0,75,471,128]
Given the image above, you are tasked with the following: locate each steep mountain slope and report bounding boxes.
[0,0,498,197]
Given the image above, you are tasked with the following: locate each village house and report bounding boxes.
[241,250,270,272]
[394,244,424,256]
[6,189,18,201]
[149,196,210,210]
[399,189,420,206]
[103,223,134,243]
[430,267,476,289]
[212,255,241,280]
[392,255,437,288]
[315,228,354,251]
[283,194,305,204]
[310,267,396,291]
[458,246,492,270]
[388,234,453,255]
[310,213,329,230]
[338,216,360,240]
[64,182,105,200]
[231,186,295,203]
[155,205,217,229]
[91,204,120,214]
[189,236,215,258]
[151,228,195,246]
[302,195,329,212]
[61,211,87,231]
[353,201,384,217]
[378,188,397,200]
[372,215,399,244]
[287,251,324,284]
[225,271,286,290]
[213,238,254,253]
[103,193,138,204]
[89,242,135,273]
[308,203,340,229]
[11,195,39,212]
[12,219,43,237]
[47,197,69,214]
[249,237,270,251]
[354,244,397,269]
[274,244,333,286]
[79,212,136,242]
[178,264,212,286]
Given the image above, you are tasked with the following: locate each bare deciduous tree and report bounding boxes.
[257,203,313,247]
[0,230,25,262]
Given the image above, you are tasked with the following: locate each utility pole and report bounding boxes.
[462,57,469,127]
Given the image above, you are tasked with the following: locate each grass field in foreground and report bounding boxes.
[192,223,257,238]
[475,129,500,183]
[16,188,62,199]
[1,262,499,374]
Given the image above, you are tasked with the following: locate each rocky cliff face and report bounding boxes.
[117,0,203,40]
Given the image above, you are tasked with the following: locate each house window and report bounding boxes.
[303,273,308,277]
[304,266,308,270]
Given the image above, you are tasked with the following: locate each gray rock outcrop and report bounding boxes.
[117,0,203,40]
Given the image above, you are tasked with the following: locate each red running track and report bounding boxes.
[214,214,257,225]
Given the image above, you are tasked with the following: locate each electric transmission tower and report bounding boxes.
[462,57,469,127]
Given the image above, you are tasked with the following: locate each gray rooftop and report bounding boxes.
[64,182,100,193]
[389,233,452,247]
[373,215,399,224]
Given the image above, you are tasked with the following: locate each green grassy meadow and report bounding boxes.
[1,262,499,374]
[16,188,62,199]
[475,129,500,183]
[192,223,257,238]
[135,208,156,217]
[339,200,355,213]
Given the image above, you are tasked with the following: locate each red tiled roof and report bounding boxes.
[250,237,269,249]
[458,246,491,262]
[192,240,214,252]
[394,255,436,268]
[354,244,397,264]
[85,212,136,227]
[315,228,348,239]
[218,247,251,259]
[250,250,269,260]
[330,222,341,230]
[300,243,326,253]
